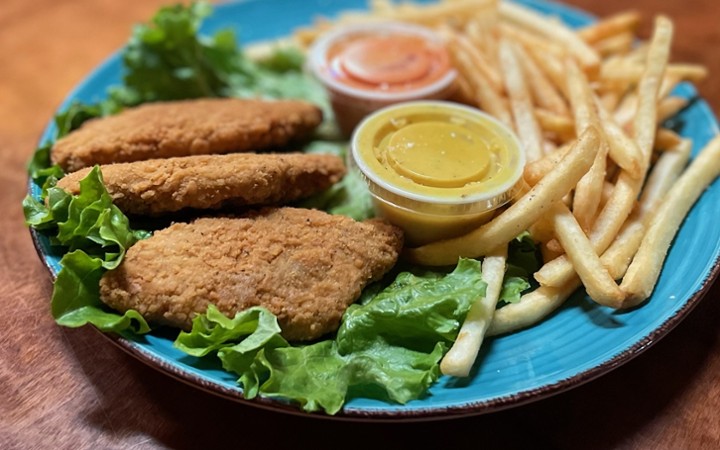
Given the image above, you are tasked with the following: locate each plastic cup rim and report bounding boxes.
[307,21,458,102]
[350,100,527,208]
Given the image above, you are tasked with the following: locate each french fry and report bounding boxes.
[446,33,513,126]
[639,139,692,217]
[565,58,608,229]
[294,0,498,46]
[655,128,683,150]
[441,245,507,377]
[601,218,646,281]
[521,40,570,98]
[499,22,566,60]
[601,63,708,85]
[657,96,689,124]
[600,90,622,114]
[516,44,569,116]
[523,143,571,186]
[621,134,720,305]
[535,109,574,138]
[499,1,600,76]
[464,15,500,68]
[406,127,600,266]
[578,10,641,44]
[550,202,625,307]
[487,279,581,336]
[603,17,674,223]
[536,17,675,288]
[602,139,693,280]
[613,91,638,129]
[593,32,635,57]
[446,29,504,93]
[595,96,642,176]
[499,39,544,162]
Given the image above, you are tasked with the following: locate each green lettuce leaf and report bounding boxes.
[176,306,287,358]
[256,46,305,73]
[28,167,149,268]
[175,259,484,414]
[500,232,541,304]
[26,167,150,333]
[499,276,531,304]
[337,258,486,352]
[120,2,240,102]
[52,250,150,333]
[299,141,375,220]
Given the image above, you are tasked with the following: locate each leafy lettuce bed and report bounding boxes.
[24,2,538,414]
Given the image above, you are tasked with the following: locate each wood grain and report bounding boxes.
[1,1,718,449]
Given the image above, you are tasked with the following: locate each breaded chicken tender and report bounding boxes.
[55,153,345,216]
[100,208,403,341]
[52,98,323,172]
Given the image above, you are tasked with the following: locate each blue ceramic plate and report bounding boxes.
[29,0,720,420]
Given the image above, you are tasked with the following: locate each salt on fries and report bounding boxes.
[295,1,718,376]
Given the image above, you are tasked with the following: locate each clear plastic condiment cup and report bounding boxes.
[350,101,526,246]
[308,22,457,137]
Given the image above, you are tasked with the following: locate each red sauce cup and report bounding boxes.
[308,22,457,137]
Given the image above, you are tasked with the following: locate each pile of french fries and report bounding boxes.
[294,0,720,377]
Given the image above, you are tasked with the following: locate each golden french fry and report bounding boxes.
[657,96,689,124]
[535,172,637,288]
[550,202,625,307]
[406,127,601,266]
[441,245,507,377]
[535,109,574,137]
[499,1,600,76]
[601,217,646,281]
[602,139,693,280]
[598,180,615,211]
[601,63,708,85]
[293,0,498,45]
[448,29,504,93]
[655,128,683,150]
[565,58,608,229]
[520,40,570,98]
[464,13,501,68]
[658,73,682,101]
[446,33,513,127]
[606,17,674,222]
[595,96,642,176]
[622,134,720,305]
[487,279,581,336]
[578,10,641,44]
[600,90,622,114]
[523,143,571,186]
[639,139,692,217]
[515,44,569,116]
[499,22,566,60]
[499,39,544,162]
[593,32,635,57]
[536,17,674,288]
[613,91,638,129]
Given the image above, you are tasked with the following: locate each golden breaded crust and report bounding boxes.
[99,208,403,341]
[56,153,345,216]
[51,98,323,172]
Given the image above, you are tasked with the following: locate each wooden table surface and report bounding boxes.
[2,1,719,449]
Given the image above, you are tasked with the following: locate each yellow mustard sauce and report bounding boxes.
[351,102,524,245]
